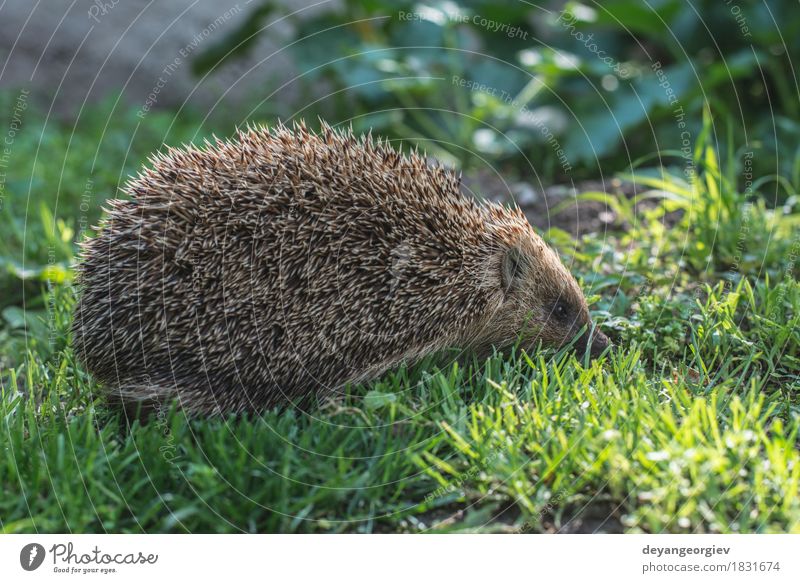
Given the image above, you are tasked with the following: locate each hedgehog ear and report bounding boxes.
[501,245,527,293]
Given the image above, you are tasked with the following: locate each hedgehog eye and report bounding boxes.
[501,246,526,292]
[553,301,570,321]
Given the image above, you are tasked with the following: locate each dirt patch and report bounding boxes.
[414,498,625,533]
[462,170,651,238]
[543,501,626,534]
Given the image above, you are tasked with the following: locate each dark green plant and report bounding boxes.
[193,0,800,184]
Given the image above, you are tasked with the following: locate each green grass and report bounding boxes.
[0,99,798,533]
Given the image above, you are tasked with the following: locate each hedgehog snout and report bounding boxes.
[575,327,611,360]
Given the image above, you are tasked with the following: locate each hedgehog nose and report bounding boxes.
[575,327,611,360]
[589,330,611,359]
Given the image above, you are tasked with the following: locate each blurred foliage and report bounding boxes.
[195,0,800,186]
[567,108,800,279]
[0,93,225,315]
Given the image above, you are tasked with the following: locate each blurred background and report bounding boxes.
[0,0,798,363]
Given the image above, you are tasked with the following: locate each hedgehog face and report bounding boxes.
[491,235,610,359]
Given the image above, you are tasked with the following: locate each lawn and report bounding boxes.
[0,99,798,534]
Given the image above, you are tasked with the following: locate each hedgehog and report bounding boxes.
[72,122,610,415]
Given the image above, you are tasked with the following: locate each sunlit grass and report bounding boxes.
[0,100,798,533]
[1,274,797,533]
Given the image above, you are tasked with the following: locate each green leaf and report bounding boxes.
[2,306,26,329]
[363,390,397,409]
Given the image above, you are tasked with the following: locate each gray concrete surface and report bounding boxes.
[0,0,334,117]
